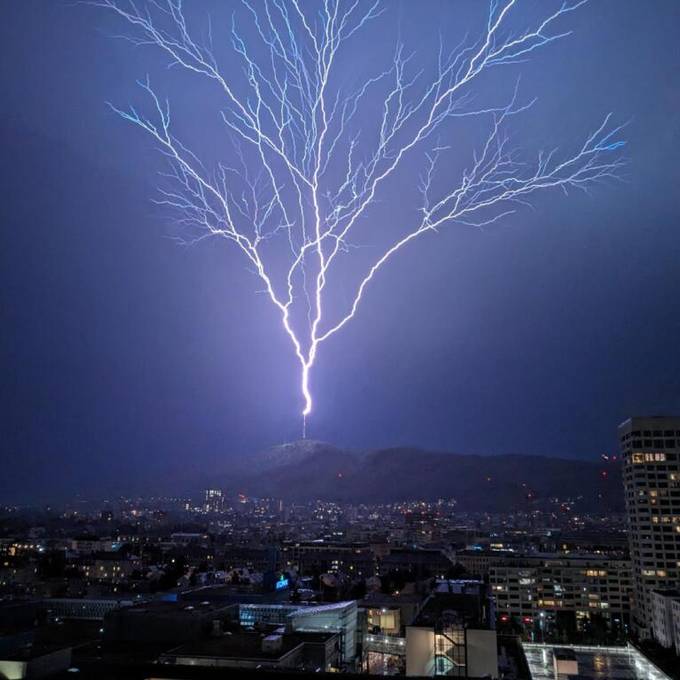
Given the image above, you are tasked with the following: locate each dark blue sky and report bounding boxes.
[2,1,680,503]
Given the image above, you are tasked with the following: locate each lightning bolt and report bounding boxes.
[94,0,626,438]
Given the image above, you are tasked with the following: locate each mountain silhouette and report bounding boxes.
[209,441,622,512]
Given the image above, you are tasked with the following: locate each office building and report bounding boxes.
[619,416,680,637]
[487,553,632,636]
[457,549,632,637]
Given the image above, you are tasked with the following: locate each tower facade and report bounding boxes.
[619,416,680,637]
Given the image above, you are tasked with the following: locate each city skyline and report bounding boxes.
[2,416,680,677]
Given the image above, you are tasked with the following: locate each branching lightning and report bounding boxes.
[95,0,626,437]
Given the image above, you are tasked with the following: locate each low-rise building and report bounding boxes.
[88,554,141,583]
[239,600,358,663]
[282,541,375,577]
[103,601,237,646]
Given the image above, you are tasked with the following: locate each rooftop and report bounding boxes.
[118,600,234,619]
[652,589,680,599]
[411,581,491,629]
[523,643,672,680]
[162,631,337,662]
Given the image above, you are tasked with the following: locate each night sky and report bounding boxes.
[2,1,680,503]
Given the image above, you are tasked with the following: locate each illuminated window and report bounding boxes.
[632,452,667,463]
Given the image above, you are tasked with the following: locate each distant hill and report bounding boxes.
[209,441,623,512]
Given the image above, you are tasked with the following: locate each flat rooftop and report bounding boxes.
[120,601,233,618]
[523,643,672,680]
[162,631,337,662]
[411,588,489,629]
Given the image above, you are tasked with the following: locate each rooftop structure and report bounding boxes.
[159,630,341,673]
[523,642,672,680]
[650,589,680,653]
[406,580,498,678]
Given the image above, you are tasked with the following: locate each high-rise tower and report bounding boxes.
[619,416,680,637]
